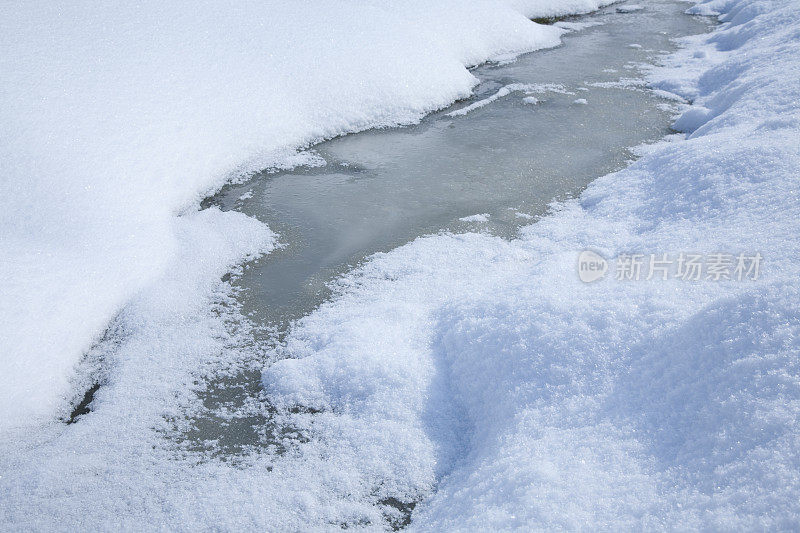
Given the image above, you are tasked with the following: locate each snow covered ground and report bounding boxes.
[261,0,800,528]
[0,0,605,429]
[1,0,799,529]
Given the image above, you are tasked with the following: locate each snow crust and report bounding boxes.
[0,0,583,429]
[259,0,800,528]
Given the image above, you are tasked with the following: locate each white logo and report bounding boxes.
[578,250,608,283]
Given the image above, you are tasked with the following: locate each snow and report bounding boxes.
[259,0,800,528]
[447,84,545,117]
[2,0,799,529]
[617,4,645,12]
[0,0,582,430]
[459,213,492,222]
[573,98,589,104]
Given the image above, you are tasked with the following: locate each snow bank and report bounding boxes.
[0,0,601,429]
[261,0,800,528]
[508,0,619,18]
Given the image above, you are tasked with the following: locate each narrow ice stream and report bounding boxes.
[195,0,711,454]
[209,0,708,328]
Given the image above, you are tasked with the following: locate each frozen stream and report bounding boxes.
[195,0,710,459]
[210,0,708,328]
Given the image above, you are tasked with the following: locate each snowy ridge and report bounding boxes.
[0,0,595,429]
[260,0,800,528]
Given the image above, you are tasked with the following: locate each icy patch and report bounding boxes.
[589,78,647,89]
[448,84,537,117]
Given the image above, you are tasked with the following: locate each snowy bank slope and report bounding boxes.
[260,0,800,528]
[0,0,615,429]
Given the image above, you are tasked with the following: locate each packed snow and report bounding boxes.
[1,0,799,529]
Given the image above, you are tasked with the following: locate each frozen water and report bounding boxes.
[208,1,710,330]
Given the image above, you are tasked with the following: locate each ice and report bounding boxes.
[555,20,606,31]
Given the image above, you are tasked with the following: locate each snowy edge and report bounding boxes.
[0,0,616,429]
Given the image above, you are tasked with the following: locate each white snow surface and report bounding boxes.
[260,0,800,528]
[0,0,589,429]
[2,0,800,529]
